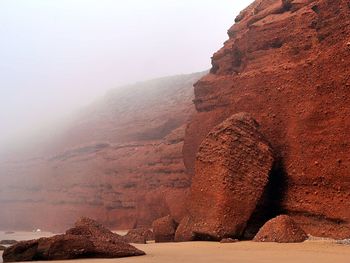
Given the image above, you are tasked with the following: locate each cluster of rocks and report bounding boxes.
[2,218,145,262]
[150,113,308,244]
[151,214,307,244]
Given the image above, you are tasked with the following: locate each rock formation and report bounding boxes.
[65,217,124,242]
[122,228,154,244]
[253,215,308,243]
[152,215,178,243]
[0,72,205,231]
[177,113,274,240]
[2,218,145,262]
[183,0,350,239]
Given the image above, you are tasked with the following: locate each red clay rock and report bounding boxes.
[66,217,123,243]
[183,0,350,239]
[254,215,308,243]
[122,228,154,244]
[179,113,274,240]
[2,219,145,262]
[152,215,178,243]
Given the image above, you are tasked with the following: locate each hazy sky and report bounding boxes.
[0,0,253,148]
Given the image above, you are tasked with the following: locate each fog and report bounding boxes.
[0,0,253,151]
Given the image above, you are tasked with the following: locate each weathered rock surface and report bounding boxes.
[152,215,178,243]
[2,218,144,262]
[183,0,350,239]
[0,72,205,231]
[65,217,124,243]
[122,228,154,244]
[178,113,274,240]
[0,245,6,251]
[253,215,308,243]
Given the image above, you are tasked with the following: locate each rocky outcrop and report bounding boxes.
[0,72,205,231]
[0,245,6,251]
[178,113,274,240]
[122,228,154,244]
[183,0,350,239]
[254,215,308,243]
[152,215,178,243]
[2,218,144,262]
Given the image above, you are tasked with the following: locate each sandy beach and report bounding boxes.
[1,231,350,263]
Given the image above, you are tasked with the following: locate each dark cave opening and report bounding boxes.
[242,158,288,240]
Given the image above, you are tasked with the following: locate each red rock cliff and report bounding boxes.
[183,0,350,239]
[0,72,205,231]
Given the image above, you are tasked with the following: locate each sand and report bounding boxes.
[1,232,349,263]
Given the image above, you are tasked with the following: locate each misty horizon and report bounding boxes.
[0,0,253,151]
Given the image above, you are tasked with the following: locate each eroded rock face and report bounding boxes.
[183,0,350,238]
[253,215,308,243]
[152,215,178,243]
[179,113,274,240]
[2,218,145,262]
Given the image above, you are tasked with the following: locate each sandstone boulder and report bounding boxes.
[253,215,308,243]
[66,217,123,243]
[2,218,145,262]
[152,215,178,242]
[179,113,274,240]
[122,228,154,244]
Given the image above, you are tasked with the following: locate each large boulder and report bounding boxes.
[178,113,274,240]
[122,228,154,244]
[253,215,308,243]
[152,215,178,243]
[2,218,145,262]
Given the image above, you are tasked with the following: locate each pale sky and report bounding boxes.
[0,0,253,149]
